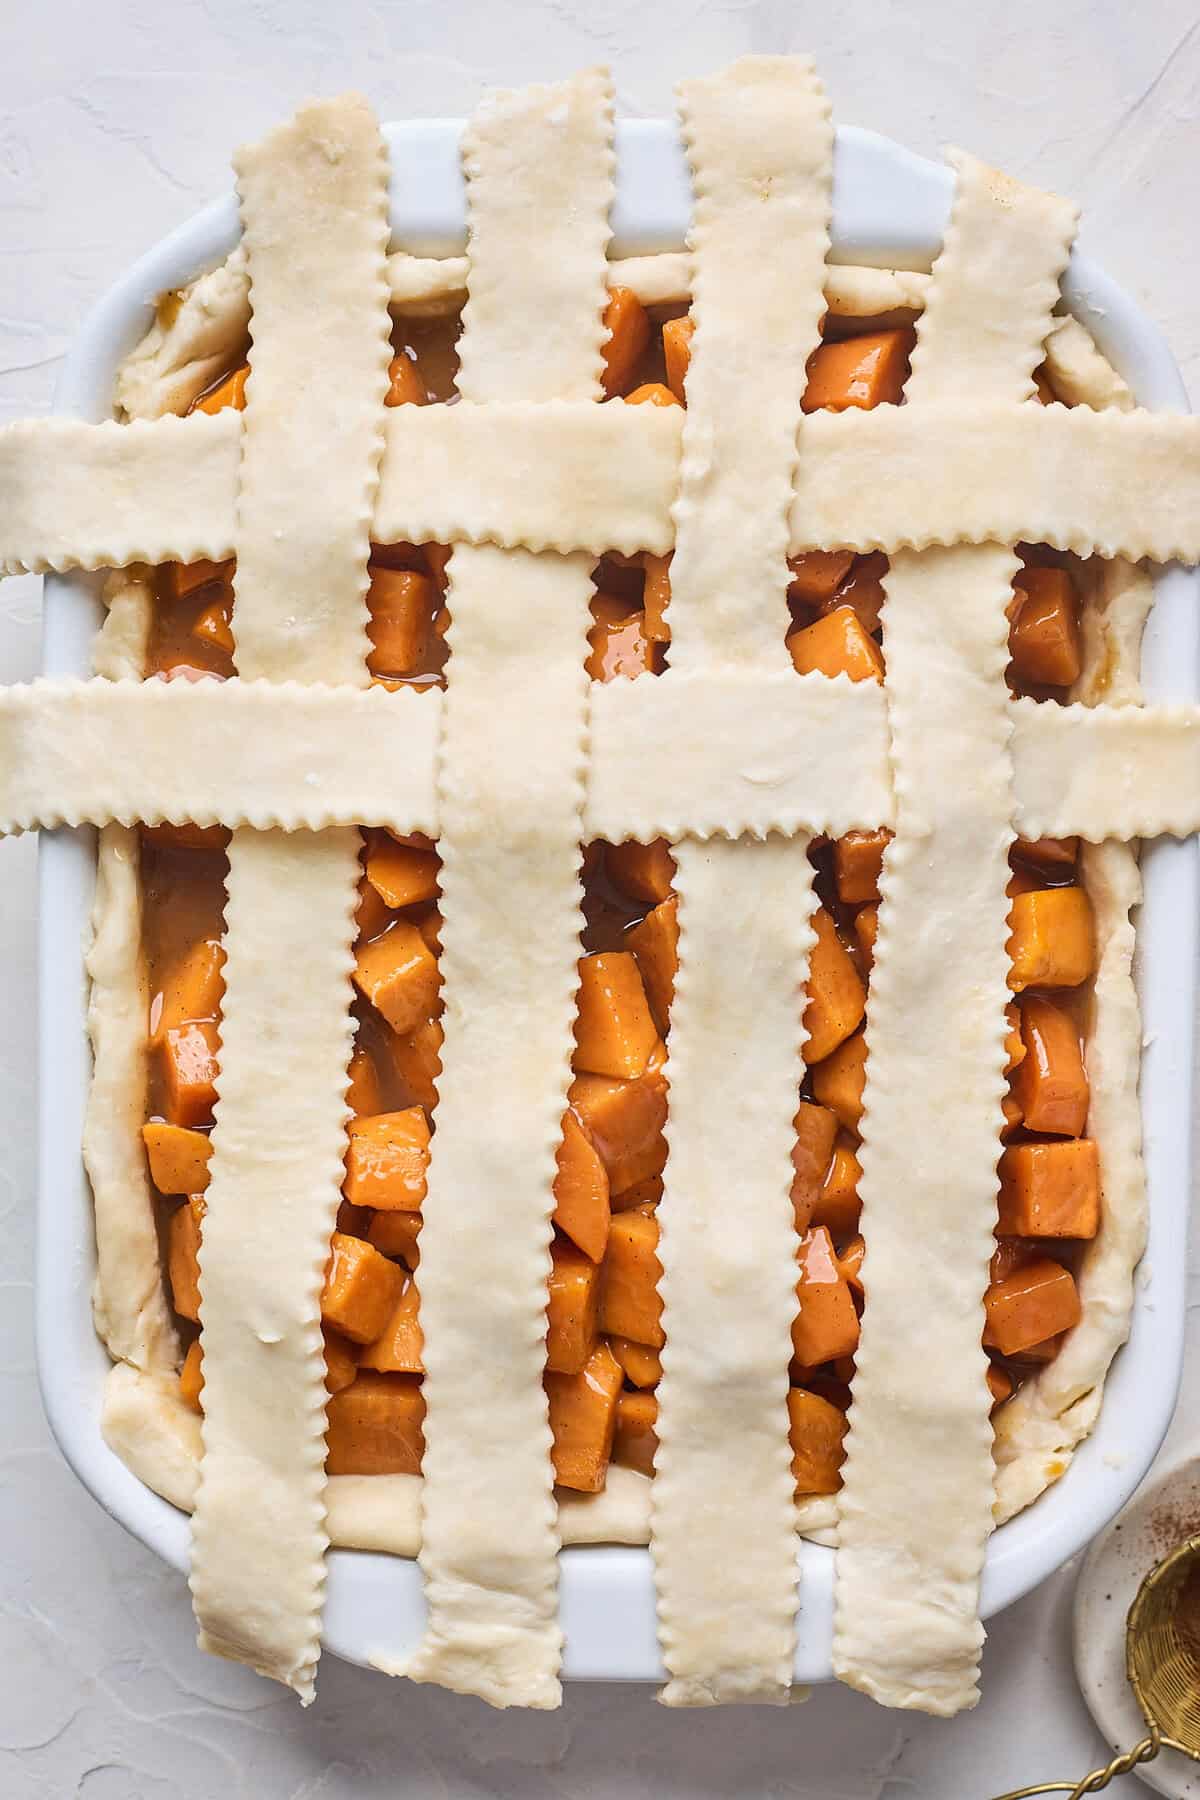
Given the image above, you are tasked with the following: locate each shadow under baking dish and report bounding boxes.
[35,117,1199,1686]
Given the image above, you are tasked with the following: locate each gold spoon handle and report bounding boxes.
[991,1729,1168,1799]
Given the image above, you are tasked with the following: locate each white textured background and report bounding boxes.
[2,3,1199,1795]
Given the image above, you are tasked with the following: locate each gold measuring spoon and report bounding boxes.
[993,1532,1200,1798]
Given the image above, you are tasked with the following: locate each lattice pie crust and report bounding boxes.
[3,58,1200,1714]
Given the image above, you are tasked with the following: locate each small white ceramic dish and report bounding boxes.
[36,115,1198,1686]
[1074,1447,1200,1797]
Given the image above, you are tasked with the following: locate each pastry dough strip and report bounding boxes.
[188,96,391,1701]
[396,71,613,1711]
[834,152,1077,1714]
[651,57,831,1707]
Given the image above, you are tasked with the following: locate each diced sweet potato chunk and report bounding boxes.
[801,328,913,413]
[607,839,675,905]
[1015,835,1078,873]
[355,875,393,944]
[142,1121,211,1195]
[546,1341,624,1492]
[346,1044,384,1118]
[997,1139,1100,1239]
[793,1226,860,1365]
[624,381,679,408]
[179,1339,205,1413]
[321,1231,407,1345]
[574,952,658,1080]
[599,1209,664,1348]
[358,1277,424,1375]
[641,552,672,641]
[662,314,694,403]
[810,1028,867,1134]
[168,1196,205,1323]
[326,1371,426,1476]
[601,287,651,398]
[367,1209,422,1267]
[344,1108,430,1211]
[354,922,440,1034]
[828,553,886,635]
[553,1111,610,1263]
[803,908,867,1065]
[983,1258,1081,1357]
[195,365,248,414]
[611,1175,663,1212]
[150,937,224,1044]
[192,596,234,654]
[833,830,890,905]
[609,1335,662,1388]
[166,557,234,604]
[1009,566,1081,688]
[1013,996,1089,1136]
[613,1389,658,1478]
[810,1142,862,1237]
[790,1101,837,1233]
[569,1057,668,1194]
[365,834,440,909]
[986,1363,1014,1409]
[160,1020,220,1128]
[788,548,855,604]
[546,1239,601,1375]
[366,567,437,678]
[385,353,426,407]
[323,1327,360,1393]
[787,1386,848,1494]
[854,903,878,966]
[837,1233,865,1295]
[788,606,883,683]
[386,1013,443,1112]
[1008,887,1096,991]
[587,596,656,681]
[626,895,678,1036]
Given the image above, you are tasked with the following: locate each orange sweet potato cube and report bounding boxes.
[1013,996,1089,1136]
[1009,566,1081,688]
[323,1327,360,1393]
[855,903,879,966]
[599,1209,664,1348]
[791,1100,838,1233]
[801,328,913,413]
[1008,887,1096,991]
[325,1371,426,1476]
[569,1057,669,1195]
[168,1196,205,1323]
[356,874,393,944]
[160,1019,220,1128]
[142,1121,211,1195]
[986,1363,1014,1409]
[997,1139,1100,1239]
[546,1341,624,1492]
[792,1226,860,1366]
[810,1143,862,1238]
[150,937,225,1044]
[367,1209,422,1268]
[346,1043,384,1118]
[354,922,441,1035]
[179,1338,205,1413]
[662,314,694,403]
[385,352,427,407]
[626,895,678,1036]
[192,595,234,655]
[195,364,248,414]
[788,606,883,683]
[587,597,657,681]
[612,1389,659,1478]
[837,1233,866,1296]
[983,1258,1081,1357]
[385,1013,443,1112]
[833,829,890,905]
[607,839,675,905]
[810,1028,867,1134]
[366,566,437,679]
[601,287,651,398]
[546,1238,601,1375]
[321,1231,407,1345]
[803,908,867,1065]
[641,552,672,641]
[788,548,855,604]
[365,833,440,909]
[624,381,680,408]
[609,1335,662,1389]
[553,1110,610,1264]
[787,1386,848,1495]
[165,557,234,604]
[1015,835,1078,874]
[574,952,658,1081]
[357,1277,424,1375]
[611,1175,663,1212]
[344,1108,430,1211]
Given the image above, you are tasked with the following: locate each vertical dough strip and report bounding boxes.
[651,57,831,1706]
[833,152,1078,1714]
[397,70,614,1710]
[188,97,392,1700]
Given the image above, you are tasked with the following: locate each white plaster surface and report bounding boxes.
[2,3,1199,1794]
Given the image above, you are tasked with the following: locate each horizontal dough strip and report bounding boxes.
[7,673,1200,844]
[11,398,1197,577]
[790,403,1200,561]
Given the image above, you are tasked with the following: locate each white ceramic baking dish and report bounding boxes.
[36,114,1198,1687]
